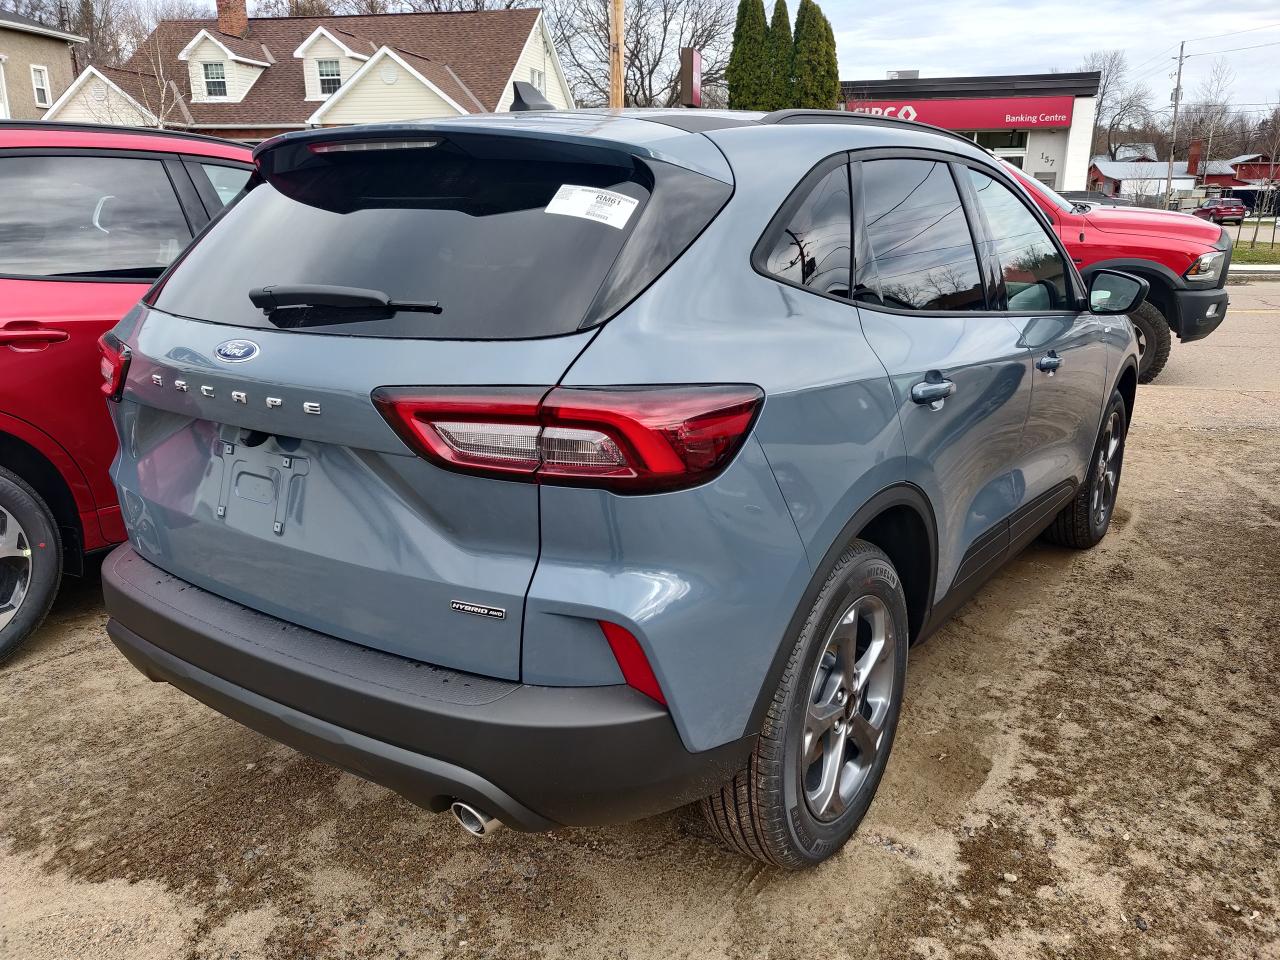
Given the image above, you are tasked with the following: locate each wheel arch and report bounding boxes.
[0,426,86,572]
[1081,258,1180,331]
[1115,360,1138,425]
[743,482,938,737]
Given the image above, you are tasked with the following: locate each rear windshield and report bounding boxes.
[152,133,729,339]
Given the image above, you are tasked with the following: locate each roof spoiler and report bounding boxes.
[509,80,554,112]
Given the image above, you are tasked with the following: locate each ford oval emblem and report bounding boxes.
[214,339,259,363]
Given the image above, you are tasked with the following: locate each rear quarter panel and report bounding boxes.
[551,126,906,752]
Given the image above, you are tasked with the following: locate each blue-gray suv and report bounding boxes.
[99,109,1143,868]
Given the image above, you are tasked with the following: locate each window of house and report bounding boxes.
[967,168,1069,311]
[761,164,851,298]
[318,59,341,96]
[530,67,546,93]
[854,158,985,312]
[0,155,191,279]
[31,65,51,108]
[202,61,227,98]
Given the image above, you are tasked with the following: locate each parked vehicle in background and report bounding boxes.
[0,122,252,664]
[1010,164,1231,383]
[1193,197,1247,225]
[100,109,1144,867]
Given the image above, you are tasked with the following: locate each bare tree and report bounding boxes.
[1105,82,1152,161]
[1185,57,1235,167]
[1078,49,1129,158]
[546,0,733,107]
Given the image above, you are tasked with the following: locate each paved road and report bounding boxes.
[3,285,1279,959]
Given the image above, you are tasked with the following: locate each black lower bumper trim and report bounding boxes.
[102,545,752,829]
[1172,286,1229,343]
[109,621,556,830]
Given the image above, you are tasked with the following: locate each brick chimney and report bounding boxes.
[216,0,248,37]
[1187,139,1203,177]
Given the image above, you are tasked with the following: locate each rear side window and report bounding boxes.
[967,169,1070,311]
[154,135,730,340]
[854,158,985,312]
[760,164,850,298]
[196,163,252,206]
[0,155,191,280]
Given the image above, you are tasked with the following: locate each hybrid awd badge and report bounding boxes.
[451,600,506,620]
[214,339,260,362]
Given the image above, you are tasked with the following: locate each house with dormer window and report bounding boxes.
[44,0,573,140]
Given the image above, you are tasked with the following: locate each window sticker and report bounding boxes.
[545,184,639,230]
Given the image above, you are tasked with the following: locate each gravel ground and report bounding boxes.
[2,283,1278,960]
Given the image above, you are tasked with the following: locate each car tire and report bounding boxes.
[701,539,909,869]
[0,467,63,666]
[1131,301,1172,384]
[1043,391,1127,550]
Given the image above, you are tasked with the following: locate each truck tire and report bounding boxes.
[1131,302,1172,384]
[702,539,909,868]
[0,466,63,666]
[1043,391,1127,549]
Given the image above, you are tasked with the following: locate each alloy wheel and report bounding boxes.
[0,506,33,632]
[1091,410,1124,529]
[802,594,897,822]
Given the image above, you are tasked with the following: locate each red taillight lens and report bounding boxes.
[98,333,130,401]
[599,621,666,704]
[372,385,763,493]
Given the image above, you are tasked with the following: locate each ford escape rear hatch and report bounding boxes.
[109,127,730,680]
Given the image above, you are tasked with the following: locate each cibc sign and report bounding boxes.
[846,96,1075,129]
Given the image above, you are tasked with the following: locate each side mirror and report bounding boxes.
[1088,269,1148,315]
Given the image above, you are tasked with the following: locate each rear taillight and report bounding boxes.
[372,384,763,493]
[98,333,130,401]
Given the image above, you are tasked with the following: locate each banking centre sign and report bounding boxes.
[846,95,1074,129]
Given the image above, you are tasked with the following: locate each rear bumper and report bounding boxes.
[1170,286,1229,343]
[102,545,751,830]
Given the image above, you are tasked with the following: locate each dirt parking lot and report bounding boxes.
[2,283,1278,960]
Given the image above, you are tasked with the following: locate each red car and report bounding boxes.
[1009,166,1231,383]
[0,122,252,663]
[1193,197,1247,225]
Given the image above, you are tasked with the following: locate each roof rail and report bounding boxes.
[0,120,244,147]
[758,109,987,153]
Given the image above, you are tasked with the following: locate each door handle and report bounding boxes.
[910,374,956,406]
[0,327,70,346]
[1036,351,1063,373]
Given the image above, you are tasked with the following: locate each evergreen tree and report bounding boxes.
[765,0,794,111]
[792,0,841,109]
[727,0,770,110]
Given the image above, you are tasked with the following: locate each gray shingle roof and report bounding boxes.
[119,10,540,126]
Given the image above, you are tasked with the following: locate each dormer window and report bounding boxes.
[202,62,227,98]
[318,59,341,96]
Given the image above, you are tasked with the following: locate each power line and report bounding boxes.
[1183,38,1280,58]
[1188,20,1280,43]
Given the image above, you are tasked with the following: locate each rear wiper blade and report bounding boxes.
[248,284,442,314]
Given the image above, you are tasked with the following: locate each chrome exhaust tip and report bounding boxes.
[450,801,502,837]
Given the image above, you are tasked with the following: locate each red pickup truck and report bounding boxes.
[1010,166,1231,383]
[0,122,252,663]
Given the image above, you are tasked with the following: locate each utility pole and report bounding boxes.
[1163,41,1185,210]
[609,0,625,108]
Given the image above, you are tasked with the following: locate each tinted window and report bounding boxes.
[967,169,1069,311]
[855,159,985,311]
[198,163,252,206]
[762,164,850,297]
[0,155,191,279]
[153,136,729,340]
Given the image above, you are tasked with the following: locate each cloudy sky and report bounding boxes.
[827,0,1279,113]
